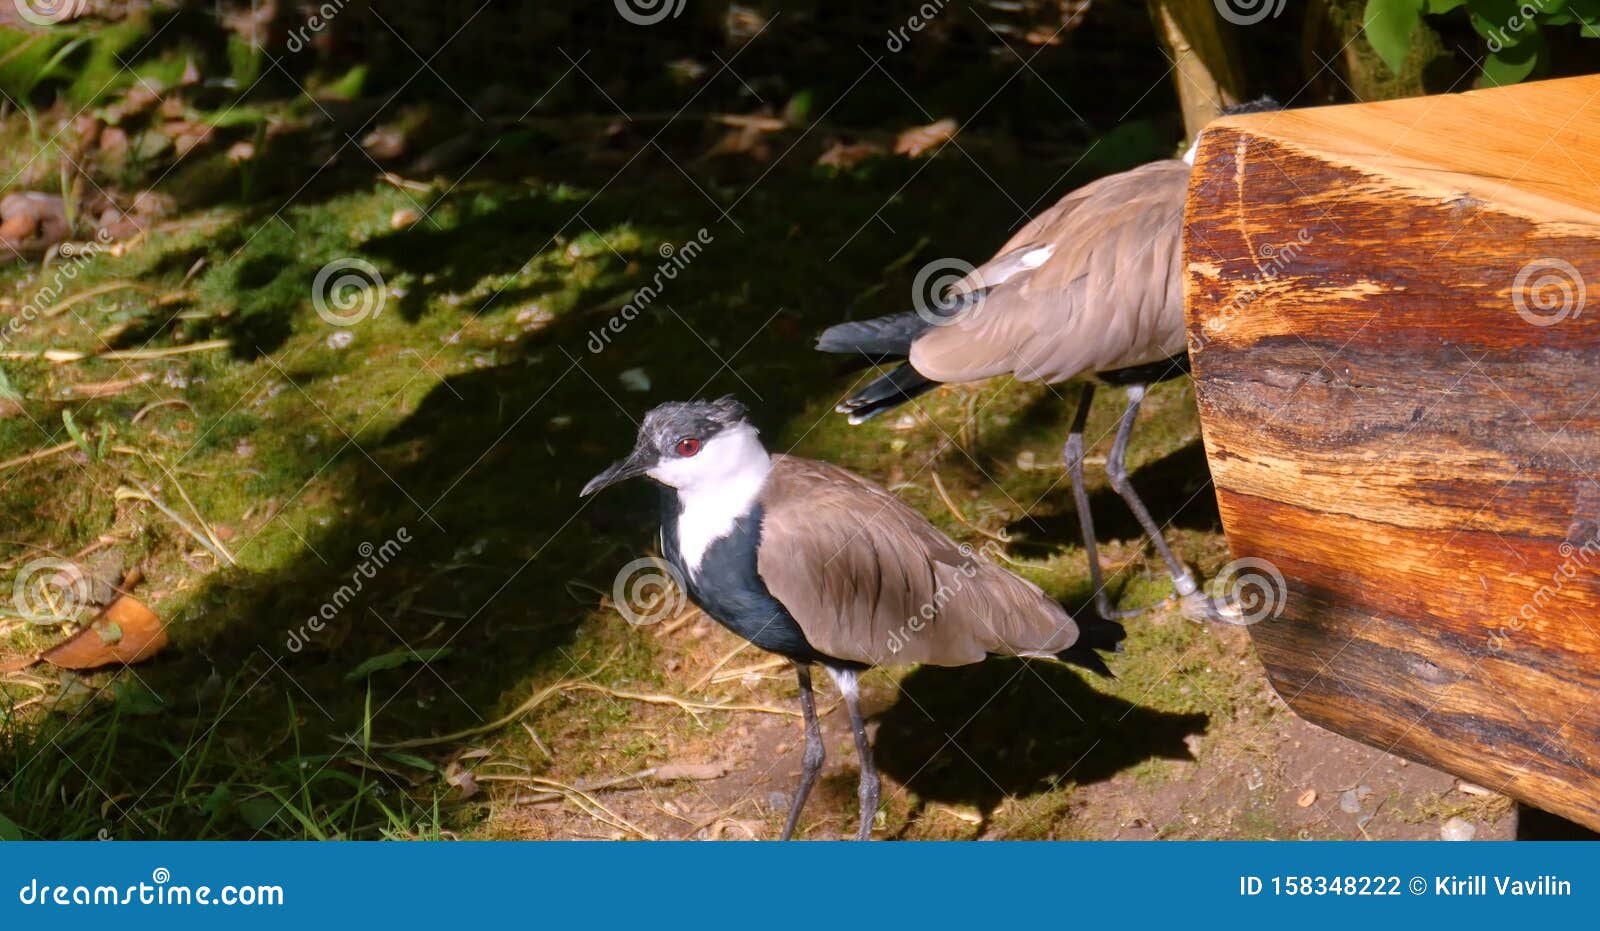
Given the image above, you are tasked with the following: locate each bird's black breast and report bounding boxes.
[659,490,831,664]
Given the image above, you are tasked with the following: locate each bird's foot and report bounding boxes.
[1179,590,1251,626]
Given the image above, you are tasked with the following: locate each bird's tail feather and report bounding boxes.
[815,311,931,356]
[835,364,938,424]
[1056,616,1126,678]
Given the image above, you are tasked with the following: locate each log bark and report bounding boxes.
[1184,75,1600,829]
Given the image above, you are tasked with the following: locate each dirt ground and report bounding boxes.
[483,604,1514,842]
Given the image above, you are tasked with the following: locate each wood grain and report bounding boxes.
[1184,76,1600,829]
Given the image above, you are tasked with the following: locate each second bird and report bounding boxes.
[818,146,1235,623]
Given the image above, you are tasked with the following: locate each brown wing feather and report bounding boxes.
[911,159,1190,384]
[755,455,1080,667]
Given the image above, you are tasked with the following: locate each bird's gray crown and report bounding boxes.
[639,396,749,449]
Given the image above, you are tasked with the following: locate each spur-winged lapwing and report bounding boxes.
[815,101,1282,623]
[582,397,1123,840]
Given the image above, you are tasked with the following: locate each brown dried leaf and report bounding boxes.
[42,594,167,671]
[816,141,886,170]
[894,118,958,158]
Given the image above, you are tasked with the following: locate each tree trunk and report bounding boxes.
[1146,0,1245,142]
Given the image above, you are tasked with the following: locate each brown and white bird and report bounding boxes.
[815,103,1279,623]
[581,398,1123,840]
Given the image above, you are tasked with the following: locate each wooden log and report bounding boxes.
[1184,75,1600,830]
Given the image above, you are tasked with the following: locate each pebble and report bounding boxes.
[325,330,354,350]
[619,367,651,392]
[1338,789,1361,814]
[1296,788,1317,808]
[1440,816,1476,841]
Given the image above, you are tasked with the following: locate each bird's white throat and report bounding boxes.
[650,423,772,579]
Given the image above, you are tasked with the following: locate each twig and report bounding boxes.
[130,399,196,423]
[0,340,231,363]
[689,640,752,692]
[523,775,655,840]
[42,280,148,317]
[371,677,798,752]
[929,470,1011,544]
[115,480,237,567]
[0,441,74,473]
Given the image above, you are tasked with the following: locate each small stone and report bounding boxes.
[1015,450,1036,470]
[1296,788,1317,808]
[766,791,788,811]
[325,330,354,350]
[1440,816,1476,841]
[390,207,421,230]
[618,368,651,392]
[1338,789,1361,814]
[1357,783,1373,800]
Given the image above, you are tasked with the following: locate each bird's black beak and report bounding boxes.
[580,444,656,497]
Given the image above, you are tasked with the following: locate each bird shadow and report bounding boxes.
[868,660,1206,836]
[1003,438,1223,551]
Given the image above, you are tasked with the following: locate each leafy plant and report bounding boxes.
[1365,0,1600,85]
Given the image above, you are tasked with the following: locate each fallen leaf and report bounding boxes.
[42,594,167,670]
[894,118,958,158]
[816,141,886,170]
[1297,788,1318,808]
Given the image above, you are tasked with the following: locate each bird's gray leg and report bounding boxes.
[780,662,825,840]
[826,666,879,840]
[1105,387,1240,624]
[1063,383,1140,620]
[1105,386,1202,596]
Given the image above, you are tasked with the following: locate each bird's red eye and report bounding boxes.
[676,437,702,457]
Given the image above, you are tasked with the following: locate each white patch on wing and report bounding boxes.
[1020,245,1054,268]
[648,423,772,579]
[1183,141,1199,166]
